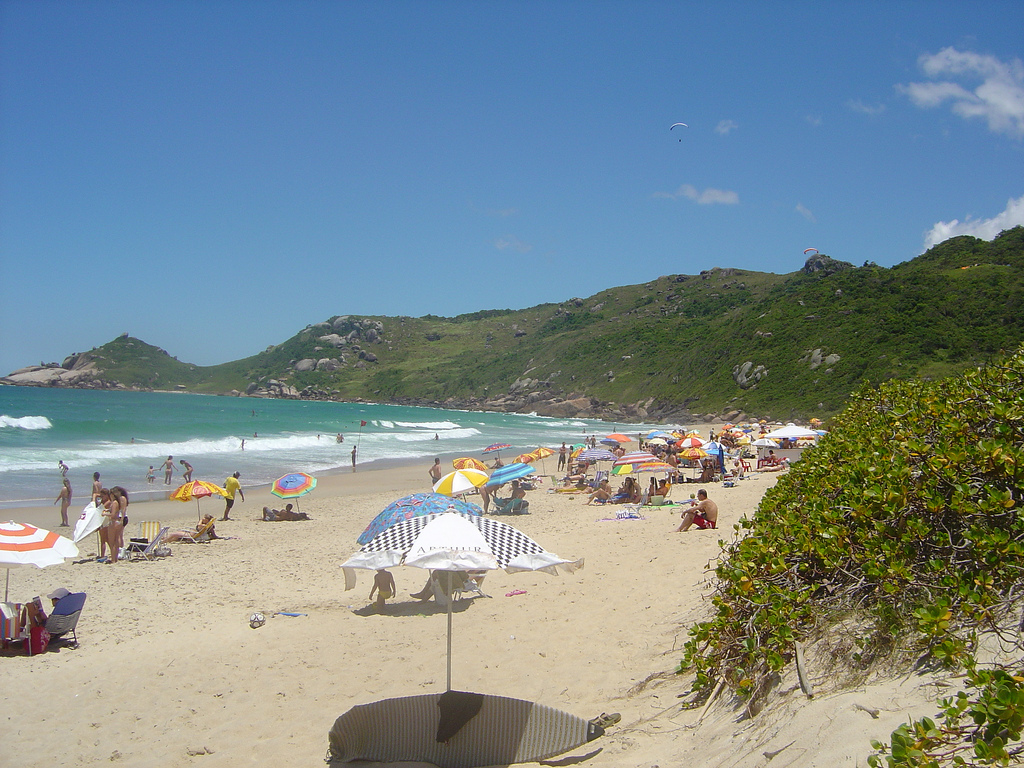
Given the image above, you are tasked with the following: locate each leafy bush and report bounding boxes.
[681,345,1024,733]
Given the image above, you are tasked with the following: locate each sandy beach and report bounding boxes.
[1,447,940,768]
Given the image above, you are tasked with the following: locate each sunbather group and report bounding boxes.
[262,504,310,521]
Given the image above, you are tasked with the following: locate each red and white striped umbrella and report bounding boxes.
[613,452,659,467]
[1,521,80,601]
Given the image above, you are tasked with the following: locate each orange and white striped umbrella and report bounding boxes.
[1,521,80,600]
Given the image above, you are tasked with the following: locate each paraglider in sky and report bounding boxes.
[803,248,819,256]
[670,122,688,141]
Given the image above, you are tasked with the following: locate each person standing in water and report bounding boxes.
[162,456,174,485]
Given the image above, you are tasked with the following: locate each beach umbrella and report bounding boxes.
[613,451,659,467]
[271,472,318,512]
[171,480,228,519]
[482,443,511,461]
[679,436,704,448]
[605,433,632,443]
[763,424,820,440]
[679,447,707,461]
[532,447,556,459]
[73,502,103,544]
[1,521,80,601]
[357,493,482,545]
[453,457,487,472]
[342,511,582,690]
[485,462,536,488]
[647,437,668,446]
[511,452,538,464]
[433,469,489,497]
[646,430,671,440]
[753,438,779,448]
[599,438,622,447]
[576,448,616,462]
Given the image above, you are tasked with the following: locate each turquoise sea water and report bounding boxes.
[0,387,667,507]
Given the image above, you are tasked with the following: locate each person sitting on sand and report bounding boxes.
[612,476,640,504]
[676,489,718,531]
[369,569,396,610]
[411,570,469,601]
[587,479,612,505]
[165,515,220,543]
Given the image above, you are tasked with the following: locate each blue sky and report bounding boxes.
[2,1,1022,375]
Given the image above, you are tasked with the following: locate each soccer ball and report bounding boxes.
[249,612,266,629]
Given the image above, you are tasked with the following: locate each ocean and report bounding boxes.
[0,387,672,508]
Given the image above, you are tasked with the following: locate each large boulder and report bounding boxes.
[293,359,317,372]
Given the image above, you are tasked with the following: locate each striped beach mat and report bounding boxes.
[327,691,604,767]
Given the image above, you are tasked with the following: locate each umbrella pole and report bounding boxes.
[444,573,452,692]
[4,569,8,602]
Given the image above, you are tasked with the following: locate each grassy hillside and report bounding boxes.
[60,227,1024,419]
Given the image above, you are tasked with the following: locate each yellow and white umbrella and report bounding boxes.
[433,469,489,497]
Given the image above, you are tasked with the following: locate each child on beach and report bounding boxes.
[147,466,155,484]
[369,569,396,610]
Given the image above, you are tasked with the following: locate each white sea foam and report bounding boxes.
[392,420,462,430]
[0,415,53,430]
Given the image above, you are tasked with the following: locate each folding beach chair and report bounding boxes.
[453,572,490,601]
[126,521,162,558]
[129,527,169,561]
[45,592,87,648]
[181,517,217,543]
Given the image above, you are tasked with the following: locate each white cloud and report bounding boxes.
[923,194,1024,249]
[805,114,823,128]
[490,207,519,217]
[796,203,816,223]
[715,119,738,135]
[899,47,1024,139]
[848,98,885,116]
[494,235,532,253]
[653,184,739,205]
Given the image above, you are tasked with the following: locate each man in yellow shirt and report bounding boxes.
[222,471,244,521]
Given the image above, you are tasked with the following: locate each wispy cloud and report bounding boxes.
[795,203,816,223]
[805,114,823,128]
[490,207,519,217]
[494,235,532,253]
[653,184,739,205]
[899,47,1024,139]
[848,98,885,116]
[715,119,738,135]
[923,195,1024,249]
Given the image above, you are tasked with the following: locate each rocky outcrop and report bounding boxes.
[245,379,300,399]
[801,253,854,277]
[1,357,114,389]
[733,361,768,389]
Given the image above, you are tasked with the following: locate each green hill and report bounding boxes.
[11,227,1024,421]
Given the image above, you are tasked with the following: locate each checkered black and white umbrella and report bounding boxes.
[343,512,579,575]
[341,511,582,691]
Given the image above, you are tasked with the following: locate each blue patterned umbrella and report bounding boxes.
[357,493,482,545]
[484,462,536,488]
[576,448,617,462]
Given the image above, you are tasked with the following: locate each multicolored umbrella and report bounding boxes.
[1,521,80,601]
[433,469,489,497]
[679,447,708,461]
[679,436,705,448]
[271,472,318,512]
[512,452,538,464]
[453,457,487,472]
[613,451,659,467]
[357,493,482,545]
[171,480,228,519]
[482,443,511,454]
[613,460,673,475]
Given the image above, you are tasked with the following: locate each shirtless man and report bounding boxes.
[676,489,718,531]
[428,458,443,486]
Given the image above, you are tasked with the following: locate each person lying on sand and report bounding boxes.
[262,504,310,521]
[754,458,790,473]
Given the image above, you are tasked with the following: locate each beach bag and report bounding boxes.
[27,626,50,656]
